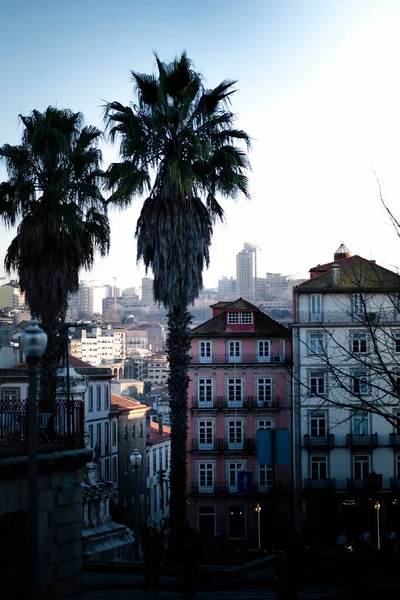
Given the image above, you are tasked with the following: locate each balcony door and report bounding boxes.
[227,378,243,407]
[198,378,213,407]
[311,294,322,322]
[310,412,326,437]
[228,462,244,493]
[228,341,242,363]
[257,378,272,407]
[227,420,243,451]
[198,463,214,493]
[353,455,370,479]
[198,420,214,450]
[310,456,327,480]
[199,341,212,363]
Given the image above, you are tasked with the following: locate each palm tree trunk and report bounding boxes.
[167,305,192,531]
[39,316,61,413]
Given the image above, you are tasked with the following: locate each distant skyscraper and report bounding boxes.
[236,243,258,301]
[141,277,155,306]
[68,282,94,317]
[218,276,237,300]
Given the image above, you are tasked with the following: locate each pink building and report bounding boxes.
[186,298,292,547]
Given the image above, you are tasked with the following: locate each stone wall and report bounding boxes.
[0,448,90,598]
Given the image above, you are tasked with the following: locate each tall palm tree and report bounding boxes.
[104,53,251,529]
[0,107,110,407]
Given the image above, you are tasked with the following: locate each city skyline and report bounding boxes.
[1,1,400,289]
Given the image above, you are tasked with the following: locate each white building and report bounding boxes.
[292,244,400,545]
[71,327,126,366]
[146,419,171,527]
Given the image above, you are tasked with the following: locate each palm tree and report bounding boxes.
[0,107,110,407]
[104,52,251,529]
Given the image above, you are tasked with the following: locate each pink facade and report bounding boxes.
[186,299,292,547]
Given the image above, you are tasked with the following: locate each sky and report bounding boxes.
[1,0,400,290]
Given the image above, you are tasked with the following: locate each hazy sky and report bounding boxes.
[1,0,400,290]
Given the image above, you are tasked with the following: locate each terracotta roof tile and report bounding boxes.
[111,393,149,413]
[13,355,100,369]
[295,255,400,292]
[209,298,260,311]
[190,308,289,338]
[147,420,171,444]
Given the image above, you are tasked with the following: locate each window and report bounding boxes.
[310,456,327,480]
[198,506,216,541]
[96,385,101,411]
[228,462,244,492]
[228,312,240,324]
[124,458,129,475]
[88,387,93,412]
[96,423,102,455]
[198,463,214,492]
[310,373,325,395]
[241,312,253,324]
[257,340,270,362]
[352,371,369,395]
[198,378,213,405]
[352,294,363,318]
[227,420,243,450]
[227,378,243,406]
[353,413,369,435]
[396,455,400,479]
[132,423,136,439]
[112,420,117,446]
[124,425,128,440]
[104,385,109,410]
[352,333,367,354]
[140,423,143,437]
[257,378,272,406]
[258,464,273,492]
[88,424,94,448]
[105,458,110,481]
[311,294,321,321]
[396,334,400,353]
[198,420,214,449]
[353,455,370,479]
[310,412,326,437]
[1,388,19,401]
[257,419,273,430]
[153,449,157,476]
[104,422,109,453]
[228,341,242,363]
[112,457,117,482]
[165,446,169,469]
[309,333,324,355]
[199,341,212,363]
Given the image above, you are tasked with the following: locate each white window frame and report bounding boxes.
[310,412,327,437]
[310,455,328,480]
[257,340,270,363]
[228,340,242,363]
[198,462,215,493]
[198,378,214,406]
[396,455,400,479]
[227,462,245,492]
[309,333,324,355]
[310,372,325,395]
[351,370,369,395]
[226,378,243,406]
[1,388,19,401]
[353,454,370,479]
[241,312,253,324]
[256,419,273,430]
[199,340,212,363]
[258,464,273,492]
[227,420,244,450]
[311,294,322,322]
[198,420,214,450]
[256,377,272,407]
[352,294,364,319]
[395,333,400,353]
[228,312,240,324]
[352,333,367,354]
[353,413,369,435]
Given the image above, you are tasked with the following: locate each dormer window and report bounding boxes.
[227,311,253,324]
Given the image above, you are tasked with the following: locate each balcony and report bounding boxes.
[191,354,287,365]
[303,434,335,449]
[296,309,400,325]
[347,474,383,490]
[191,439,222,452]
[0,399,85,459]
[223,438,256,453]
[191,481,272,495]
[190,396,281,411]
[304,478,335,491]
[346,433,378,448]
[389,433,400,447]
[390,478,400,490]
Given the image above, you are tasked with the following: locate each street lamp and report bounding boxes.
[130,448,143,561]
[20,315,48,599]
[255,503,262,550]
[374,501,381,551]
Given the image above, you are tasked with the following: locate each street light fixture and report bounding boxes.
[255,503,262,550]
[130,448,143,561]
[20,315,48,599]
[374,500,381,551]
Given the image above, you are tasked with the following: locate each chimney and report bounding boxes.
[158,414,163,435]
[146,416,151,438]
[331,264,339,286]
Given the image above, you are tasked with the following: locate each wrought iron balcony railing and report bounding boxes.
[296,309,400,325]
[346,433,378,448]
[390,477,400,489]
[389,433,400,447]
[0,399,85,458]
[304,478,335,490]
[190,354,287,365]
[191,481,273,495]
[347,474,383,490]
[303,434,335,448]
[190,396,281,410]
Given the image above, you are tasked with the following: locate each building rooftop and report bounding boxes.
[209,298,260,311]
[111,393,149,414]
[147,420,171,444]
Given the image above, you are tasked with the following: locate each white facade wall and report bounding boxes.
[146,435,171,526]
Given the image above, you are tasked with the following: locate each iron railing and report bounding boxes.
[0,399,85,458]
[303,434,335,448]
[389,433,400,447]
[190,354,287,365]
[296,310,400,325]
[390,478,400,489]
[346,433,378,447]
[304,478,336,490]
[191,481,273,495]
[347,475,383,490]
[190,396,281,410]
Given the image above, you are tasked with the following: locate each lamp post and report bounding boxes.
[255,503,262,550]
[130,448,143,561]
[374,501,381,551]
[20,316,48,599]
